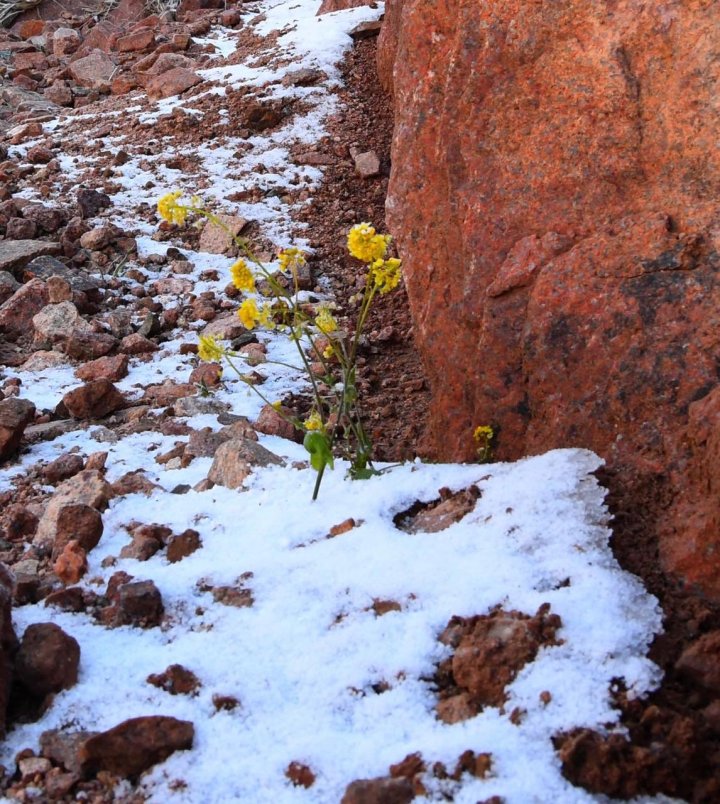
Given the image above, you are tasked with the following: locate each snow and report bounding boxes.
[0,1,672,801]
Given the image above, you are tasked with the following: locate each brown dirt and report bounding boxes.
[294,36,430,463]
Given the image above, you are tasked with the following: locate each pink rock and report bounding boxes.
[120,332,160,354]
[0,398,35,462]
[146,67,201,100]
[52,27,82,57]
[63,330,118,360]
[69,49,116,92]
[0,279,49,339]
[254,403,300,441]
[116,28,154,52]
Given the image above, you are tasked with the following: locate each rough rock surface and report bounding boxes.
[14,622,80,697]
[0,398,35,463]
[0,564,18,736]
[378,0,720,598]
[78,715,194,778]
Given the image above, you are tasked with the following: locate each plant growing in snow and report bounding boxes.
[157,193,402,499]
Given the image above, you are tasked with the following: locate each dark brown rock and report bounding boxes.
[15,622,80,697]
[116,580,164,628]
[146,664,201,696]
[675,631,720,693]
[62,379,125,419]
[0,397,35,463]
[78,716,194,778]
[76,189,111,219]
[0,564,17,736]
[52,504,103,559]
[340,776,415,804]
[63,330,118,360]
[166,529,201,563]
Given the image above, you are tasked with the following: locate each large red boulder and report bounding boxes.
[379,0,720,596]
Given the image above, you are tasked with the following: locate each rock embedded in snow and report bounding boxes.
[34,469,112,548]
[166,529,202,563]
[207,437,285,489]
[146,664,202,696]
[62,379,125,420]
[78,715,194,778]
[254,402,300,441]
[21,350,69,372]
[114,580,164,628]
[0,398,36,463]
[340,776,415,804]
[15,622,80,697]
[74,354,129,383]
[53,540,89,585]
[198,214,249,255]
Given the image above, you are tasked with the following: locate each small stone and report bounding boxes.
[78,716,193,778]
[675,631,720,693]
[207,438,284,489]
[146,67,201,100]
[62,379,125,419]
[354,150,381,178]
[120,332,159,354]
[166,529,201,563]
[79,227,115,251]
[341,777,415,804]
[116,580,164,628]
[254,403,300,441]
[15,622,80,697]
[75,354,128,383]
[33,301,90,343]
[18,756,52,781]
[52,28,82,57]
[46,276,73,303]
[42,452,84,484]
[189,362,222,388]
[53,540,88,585]
[198,215,248,255]
[146,664,201,696]
[76,189,111,219]
[286,761,316,788]
[53,504,103,558]
[0,397,35,462]
[0,279,49,340]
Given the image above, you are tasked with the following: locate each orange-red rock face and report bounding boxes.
[380,0,720,595]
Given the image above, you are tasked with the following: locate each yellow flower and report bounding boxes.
[304,411,323,431]
[322,344,334,360]
[198,335,224,362]
[347,223,391,263]
[315,306,338,334]
[278,247,306,273]
[157,191,188,226]
[230,259,255,293]
[238,298,260,330]
[370,257,402,294]
[271,401,282,411]
[473,425,494,443]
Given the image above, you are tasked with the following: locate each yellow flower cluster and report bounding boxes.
[473,425,494,443]
[278,247,306,273]
[315,306,338,334]
[347,223,390,263]
[157,191,188,226]
[238,298,274,330]
[198,335,224,362]
[304,411,323,431]
[230,259,255,293]
[370,257,402,294]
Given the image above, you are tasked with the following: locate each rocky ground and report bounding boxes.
[0,0,717,802]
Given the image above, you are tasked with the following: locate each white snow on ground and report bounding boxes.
[0,1,673,802]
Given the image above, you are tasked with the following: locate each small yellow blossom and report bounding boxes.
[157,191,188,226]
[304,411,323,431]
[322,344,334,360]
[278,247,307,274]
[473,425,494,443]
[315,306,338,334]
[238,298,260,330]
[370,257,402,294]
[347,223,391,263]
[230,259,255,293]
[271,401,282,411]
[198,335,224,362]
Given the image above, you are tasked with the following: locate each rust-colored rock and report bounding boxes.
[78,715,194,778]
[62,379,125,419]
[0,278,49,340]
[379,0,720,598]
[0,398,35,463]
[15,622,80,697]
[53,540,88,585]
[146,67,201,100]
[146,664,201,696]
[340,776,415,804]
[435,604,562,721]
[0,564,17,736]
[75,354,129,383]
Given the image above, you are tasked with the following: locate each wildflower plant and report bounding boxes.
[157,192,403,499]
[473,425,494,463]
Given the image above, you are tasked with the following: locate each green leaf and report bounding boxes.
[303,432,334,473]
